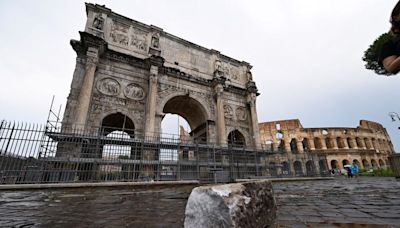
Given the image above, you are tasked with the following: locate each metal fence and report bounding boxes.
[0,120,329,184]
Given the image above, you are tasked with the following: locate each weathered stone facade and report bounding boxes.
[62,3,261,149]
[259,119,395,172]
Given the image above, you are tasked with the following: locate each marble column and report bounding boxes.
[308,138,316,150]
[297,140,304,153]
[247,93,261,149]
[74,47,99,131]
[365,138,374,149]
[145,65,158,139]
[214,84,226,146]
[342,138,349,149]
[332,138,339,150]
[284,138,291,152]
[359,138,367,149]
[350,138,358,149]
[272,141,279,151]
[321,138,327,150]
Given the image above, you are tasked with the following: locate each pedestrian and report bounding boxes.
[351,162,359,178]
[379,0,400,73]
[344,165,353,178]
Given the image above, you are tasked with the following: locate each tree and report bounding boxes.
[362,32,393,76]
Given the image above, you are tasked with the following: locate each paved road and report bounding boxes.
[0,185,193,227]
[0,177,399,227]
[274,176,400,227]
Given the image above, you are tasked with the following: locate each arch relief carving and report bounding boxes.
[97,78,121,96]
[124,83,146,100]
[224,104,234,119]
[236,106,247,121]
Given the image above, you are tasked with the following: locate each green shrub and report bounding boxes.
[362,32,393,76]
[372,168,394,177]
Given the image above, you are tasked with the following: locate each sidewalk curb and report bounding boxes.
[235,177,334,182]
[0,180,199,190]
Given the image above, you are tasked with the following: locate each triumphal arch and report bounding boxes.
[62,3,261,149]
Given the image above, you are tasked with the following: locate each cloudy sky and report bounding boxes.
[0,0,399,150]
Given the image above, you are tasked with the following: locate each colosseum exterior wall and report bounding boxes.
[258,119,395,173]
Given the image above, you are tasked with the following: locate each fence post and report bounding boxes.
[196,143,200,181]
[255,150,259,177]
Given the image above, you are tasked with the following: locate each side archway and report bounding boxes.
[227,130,246,146]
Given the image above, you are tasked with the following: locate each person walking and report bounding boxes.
[351,162,359,178]
[344,165,353,178]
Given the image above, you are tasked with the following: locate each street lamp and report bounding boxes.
[388,112,400,130]
[389,112,400,122]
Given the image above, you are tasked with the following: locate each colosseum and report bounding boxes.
[258,119,395,175]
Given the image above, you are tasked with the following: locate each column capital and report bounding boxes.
[213,83,224,97]
[247,93,257,106]
[85,47,99,66]
[246,81,258,94]
[150,65,159,83]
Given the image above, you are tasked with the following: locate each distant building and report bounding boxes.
[259,119,395,172]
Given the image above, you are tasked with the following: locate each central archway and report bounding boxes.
[162,95,209,143]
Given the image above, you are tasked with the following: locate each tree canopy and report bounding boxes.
[362,32,393,76]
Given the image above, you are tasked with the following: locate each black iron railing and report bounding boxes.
[0,121,329,184]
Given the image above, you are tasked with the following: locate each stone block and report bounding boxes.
[184,180,276,228]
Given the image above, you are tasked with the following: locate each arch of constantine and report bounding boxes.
[61,3,261,151]
[259,119,395,173]
[53,3,395,181]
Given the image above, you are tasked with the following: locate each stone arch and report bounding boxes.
[302,138,310,151]
[227,129,246,146]
[362,159,370,169]
[314,137,323,149]
[353,159,361,167]
[278,139,285,151]
[269,162,277,176]
[305,160,316,176]
[356,137,364,148]
[347,138,353,149]
[342,159,350,167]
[264,140,273,150]
[325,138,333,149]
[330,160,339,169]
[293,161,303,176]
[99,113,140,179]
[161,94,210,142]
[281,161,290,175]
[371,159,378,168]
[371,138,377,150]
[382,139,388,150]
[101,112,135,136]
[158,92,211,121]
[379,159,385,167]
[364,138,372,149]
[337,137,345,149]
[319,160,328,174]
[290,138,298,152]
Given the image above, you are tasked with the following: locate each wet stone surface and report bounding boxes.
[0,177,399,227]
[273,176,400,227]
[0,185,195,228]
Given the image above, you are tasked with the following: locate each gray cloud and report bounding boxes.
[0,0,399,150]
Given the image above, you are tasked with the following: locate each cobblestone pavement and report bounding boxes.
[0,185,194,227]
[273,176,400,227]
[0,177,399,227]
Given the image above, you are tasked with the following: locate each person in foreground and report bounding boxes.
[380,0,400,74]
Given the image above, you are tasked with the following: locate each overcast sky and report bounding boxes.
[0,0,399,150]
